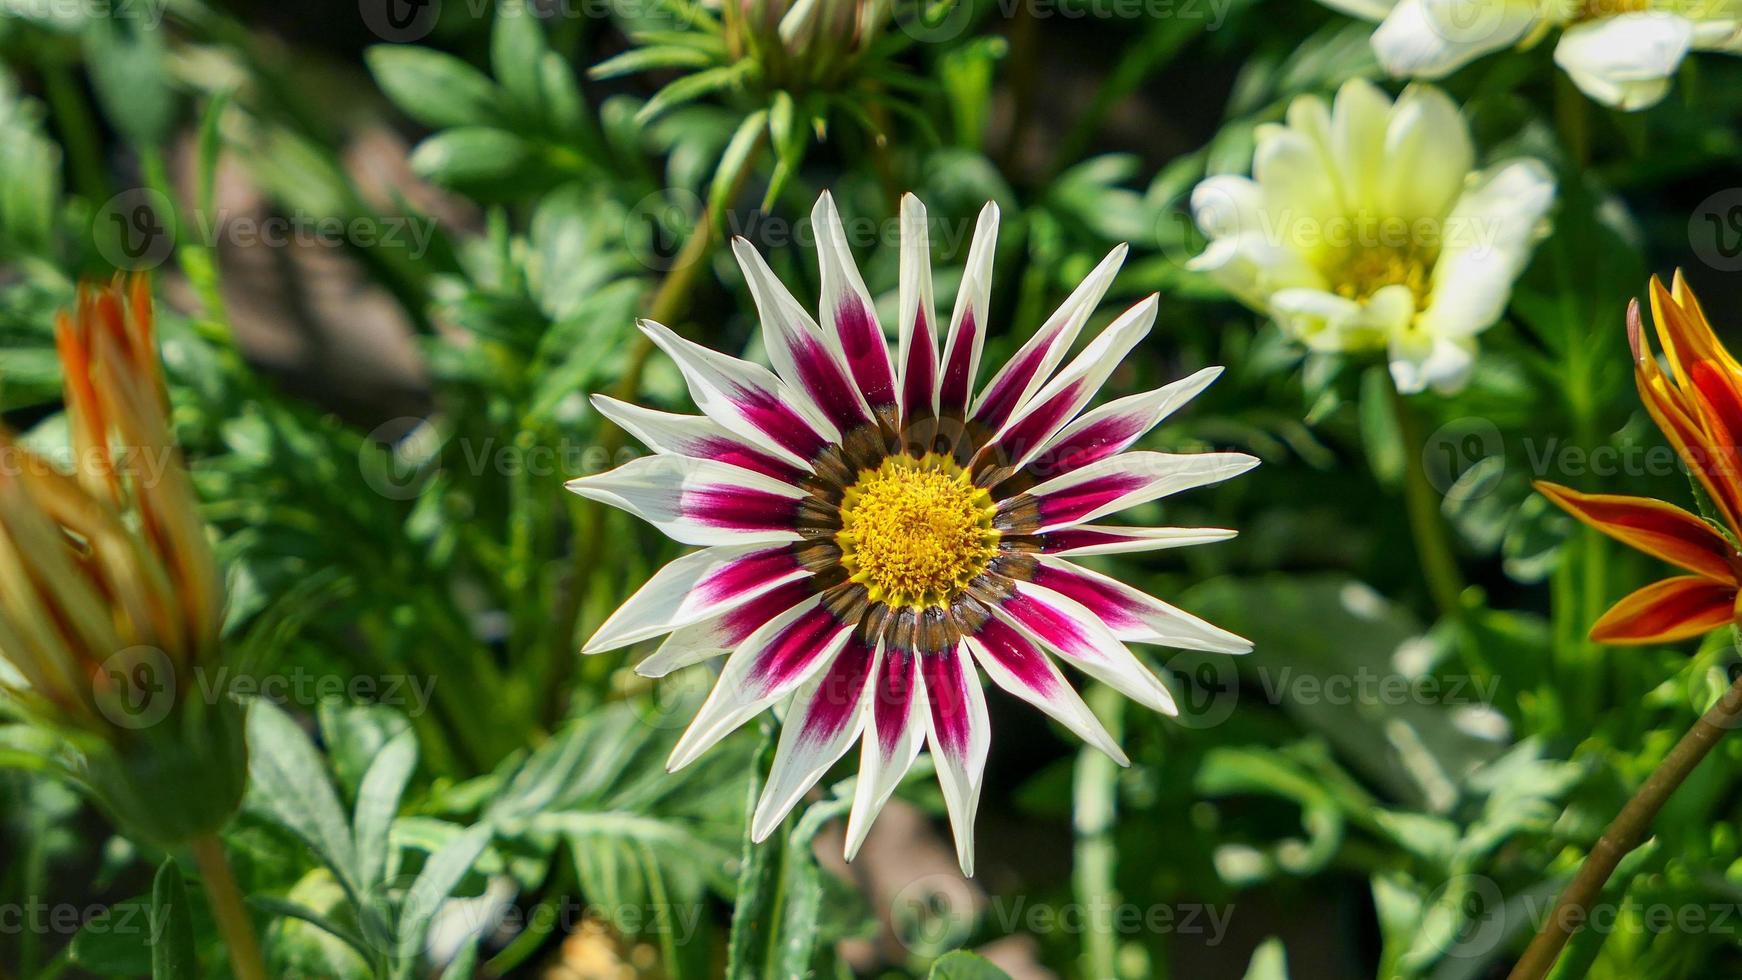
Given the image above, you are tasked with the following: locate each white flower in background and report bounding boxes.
[1187,79,1555,394]
[1320,0,1742,110]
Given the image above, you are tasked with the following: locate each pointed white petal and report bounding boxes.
[582,544,809,653]
[967,618,1127,764]
[668,594,851,771]
[920,649,991,877]
[896,193,940,427]
[565,455,805,546]
[1032,555,1252,654]
[751,637,879,841]
[844,646,929,861]
[994,581,1178,716]
[590,395,808,483]
[812,192,897,415]
[1022,367,1224,482]
[938,202,1000,417]
[1007,450,1260,533]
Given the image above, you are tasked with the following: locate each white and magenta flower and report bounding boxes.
[570,192,1256,875]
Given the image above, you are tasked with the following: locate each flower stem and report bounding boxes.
[1507,670,1742,980]
[545,138,767,720]
[1073,684,1125,980]
[1386,376,1466,622]
[190,834,269,980]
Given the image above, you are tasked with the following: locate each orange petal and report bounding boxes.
[1535,482,1738,582]
[1635,352,1742,533]
[1650,275,1734,387]
[1590,575,1738,645]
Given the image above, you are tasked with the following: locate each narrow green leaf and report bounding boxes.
[492,0,548,118]
[710,108,768,220]
[149,860,198,980]
[396,824,493,962]
[354,730,419,892]
[590,46,715,80]
[636,63,753,124]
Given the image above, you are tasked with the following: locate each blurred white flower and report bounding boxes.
[1187,79,1555,393]
[1320,0,1742,110]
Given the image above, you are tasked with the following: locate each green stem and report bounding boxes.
[725,721,782,980]
[1387,375,1467,622]
[1507,671,1742,980]
[40,60,108,205]
[1074,684,1125,980]
[544,137,767,722]
[190,835,269,980]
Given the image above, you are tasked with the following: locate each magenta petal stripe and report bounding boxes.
[814,193,897,416]
[920,648,989,876]
[582,543,806,653]
[936,201,999,419]
[733,238,873,435]
[1033,525,1239,556]
[966,618,1127,764]
[633,577,818,678]
[589,395,810,485]
[844,644,929,860]
[968,245,1126,434]
[576,192,1255,875]
[896,194,939,429]
[638,319,834,463]
[668,593,852,771]
[750,636,878,841]
[1021,367,1223,482]
[1032,557,1251,653]
[993,581,1177,715]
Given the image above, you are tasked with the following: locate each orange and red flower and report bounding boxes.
[1537,273,1742,645]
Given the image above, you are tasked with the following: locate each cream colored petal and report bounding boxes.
[1554,13,1693,110]
[1381,84,1473,221]
[1190,175,1264,240]
[1253,127,1343,227]
[1188,233,1326,311]
[1389,330,1477,394]
[1269,288,1367,351]
[1419,158,1555,338]
[1329,78,1394,217]
[1374,0,1536,78]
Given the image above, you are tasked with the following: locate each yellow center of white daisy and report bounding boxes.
[835,453,1000,609]
[1330,241,1435,307]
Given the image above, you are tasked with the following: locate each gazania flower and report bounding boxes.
[1322,0,1742,110]
[1188,79,1554,394]
[1537,274,1742,644]
[572,192,1255,874]
[0,277,243,846]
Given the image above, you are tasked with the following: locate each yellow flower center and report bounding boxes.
[1330,243,1435,307]
[835,453,1000,609]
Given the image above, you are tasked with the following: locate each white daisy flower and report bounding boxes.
[1187,79,1555,394]
[1321,0,1742,110]
[571,192,1256,875]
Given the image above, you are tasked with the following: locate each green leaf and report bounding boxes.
[395,824,493,964]
[366,46,500,129]
[492,0,547,116]
[354,730,419,892]
[83,14,175,148]
[710,108,768,219]
[635,63,753,124]
[245,699,362,898]
[409,128,531,186]
[591,45,715,80]
[927,950,1013,979]
[149,860,199,980]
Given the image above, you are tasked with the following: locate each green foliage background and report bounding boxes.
[3,0,1742,977]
